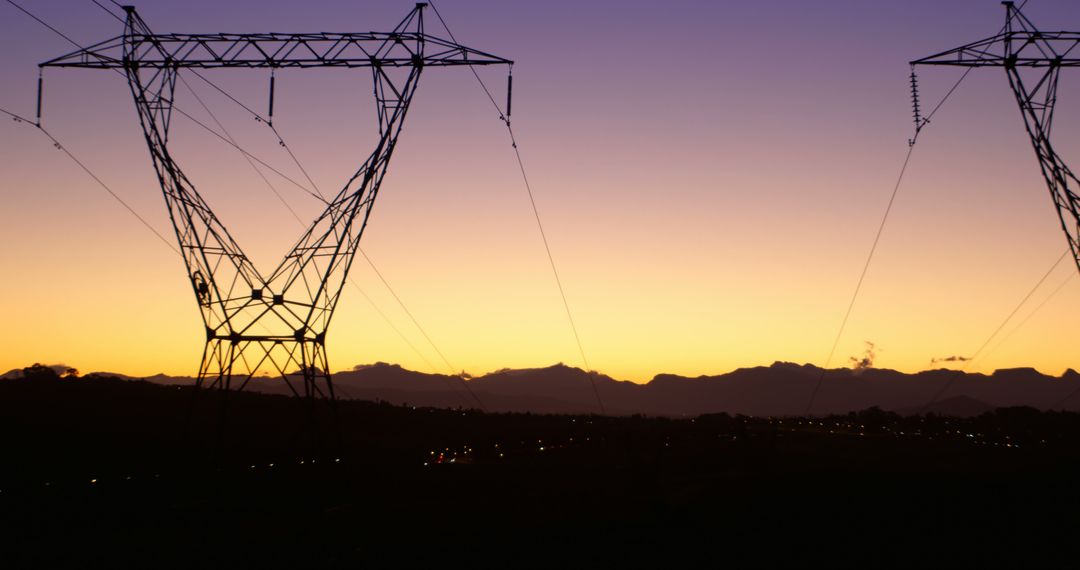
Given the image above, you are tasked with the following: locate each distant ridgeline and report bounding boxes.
[5,361,1077,417]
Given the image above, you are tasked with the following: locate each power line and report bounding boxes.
[171,106,328,204]
[2,105,179,255]
[189,69,270,124]
[177,73,306,225]
[983,271,1074,364]
[429,0,604,414]
[349,285,445,382]
[803,3,1036,413]
[967,249,1071,368]
[805,144,917,414]
[89,0,123,24]
[5,0,83,49]
[0,106,31,123]
[188,68,326,202]
[923,248,1070,408]
[429,2,506,121]
[505,125,603,414]
[268,122,326,203]
[358,250,486,410]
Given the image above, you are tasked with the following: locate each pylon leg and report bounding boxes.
[188,338,337,454]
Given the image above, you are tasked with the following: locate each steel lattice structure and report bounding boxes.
[912,1,1080,277]
[41,4,511,401]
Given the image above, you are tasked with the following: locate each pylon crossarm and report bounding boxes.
[911,32,1080,68]
[40,33,511,69]
[912,2,1080,68]
[40,4,510,72]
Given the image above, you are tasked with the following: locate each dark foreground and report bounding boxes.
[2,371,1079,567]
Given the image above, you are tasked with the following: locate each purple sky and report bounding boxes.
[1,0,1078,380]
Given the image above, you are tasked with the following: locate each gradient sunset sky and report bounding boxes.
[1,0,1078,381]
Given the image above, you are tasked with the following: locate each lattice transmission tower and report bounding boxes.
[40,4,511,401]
[912,1,1080,277]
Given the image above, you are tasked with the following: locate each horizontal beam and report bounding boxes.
[41,32,512,69]
[912,31,1080,68]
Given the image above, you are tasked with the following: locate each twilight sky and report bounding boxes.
[1,0,1078,381]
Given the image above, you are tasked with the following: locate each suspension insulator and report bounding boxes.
[506,70,513,119]
[909,70,923,128]
[36,69,43,125]
[268,70,276,124]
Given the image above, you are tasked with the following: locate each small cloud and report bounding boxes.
[930,355,971,365]
[849,341,878,372]
[352,362,391,371]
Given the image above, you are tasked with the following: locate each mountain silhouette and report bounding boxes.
[79,360,1080,417]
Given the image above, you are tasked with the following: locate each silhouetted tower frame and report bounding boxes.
[40,4,512,402]
[912,2,1080,277]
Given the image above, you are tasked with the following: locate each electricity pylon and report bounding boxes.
[912,1,1080,277]
[41,4,511,402]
